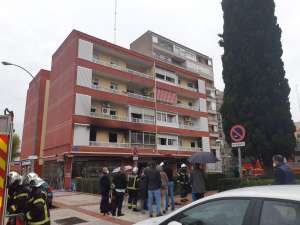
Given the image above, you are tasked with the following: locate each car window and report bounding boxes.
[260,200,300,225]
[162,199,250,225]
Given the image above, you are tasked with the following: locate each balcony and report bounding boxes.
[208,117,218,125]
[178,85,198,92]
[92,58,154,80]
[210,132,219,138]
[179,123,200,131]
[131,117,155,125]
[207,108,217,114]
[89,141,131,148]
[176,103,199,111]
[90,112,128,122]
[91,85,154,102]
[181,147,202,152]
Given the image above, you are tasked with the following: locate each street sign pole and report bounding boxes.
[238,147,242,179]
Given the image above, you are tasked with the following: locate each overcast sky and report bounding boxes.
[1,0,299,137]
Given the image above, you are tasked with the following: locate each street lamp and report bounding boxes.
[2,61,38,172]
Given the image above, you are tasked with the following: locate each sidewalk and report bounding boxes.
[51,191,217,225]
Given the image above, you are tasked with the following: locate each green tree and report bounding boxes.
[219,0,295,167]
[11,134,21,160]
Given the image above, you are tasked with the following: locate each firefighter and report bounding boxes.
[23,174,50,225]
[176,163,190,203]
[127,167,139,211]
[7,171,29,225]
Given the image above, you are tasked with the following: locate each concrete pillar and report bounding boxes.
[64,157,73,190]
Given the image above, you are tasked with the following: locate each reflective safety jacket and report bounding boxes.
[177,171,190,186]
[127,174,139,191]
[26,188,50,225]
[7,185,30,214]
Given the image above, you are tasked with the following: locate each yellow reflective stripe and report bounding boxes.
[0,196,2,208]
[0,176,4,189]
[29,197,34,203]
[11,205,17,212]
[28,205,50,225]
[0,156,6,171]
[26,212,33,220]
[0,137,7,153]
[14,193,29,199]
[33,198,45,205]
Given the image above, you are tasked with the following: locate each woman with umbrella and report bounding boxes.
[188,152,218,201]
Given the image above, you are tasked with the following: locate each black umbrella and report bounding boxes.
[188,152,219,164]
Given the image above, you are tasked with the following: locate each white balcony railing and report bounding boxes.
[208,109,217,114]
[89,141,203,152]
[178,85,198,92]
[90,112,128,122]
[179,123,200,131]
[176,103,199,111]
[131,117,155,124]
[181,147,202,152]
[89,141,131,148]
[92,85,154,102]
[92,58,154,80]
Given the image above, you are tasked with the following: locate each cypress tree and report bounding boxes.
[219,0,295,167]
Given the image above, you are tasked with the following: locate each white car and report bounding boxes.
[134,185,300,225]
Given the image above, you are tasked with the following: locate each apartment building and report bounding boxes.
[21,30,219,189]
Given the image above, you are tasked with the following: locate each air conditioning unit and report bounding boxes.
[101,107,110,115]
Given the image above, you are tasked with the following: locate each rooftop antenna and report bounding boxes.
[114,0,117,44]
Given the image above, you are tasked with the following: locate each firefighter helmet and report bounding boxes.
[133,167,138,174]
[181,163,187,168]
[8,171,22,186]
[23,172,39,186]
[31,177,45,187]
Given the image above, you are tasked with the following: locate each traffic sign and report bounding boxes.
[230,125,246,142]
[232,142,246,148]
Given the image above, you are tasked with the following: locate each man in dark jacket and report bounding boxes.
[100,167,111,215]
[190,164,206,201]
[138,168,148,213]
[144,161,162,217]
[111,167,127,216]
[273,155,295,185]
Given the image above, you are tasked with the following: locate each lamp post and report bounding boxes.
[2,61,38,172]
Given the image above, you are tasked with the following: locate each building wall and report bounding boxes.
[21,70,50,175]
[44,31,78,156]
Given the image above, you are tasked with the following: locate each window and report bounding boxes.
[188,102,193,107]
[90,107,96,113]
[110,82,118,90]
[168,139,176,146]
[197,138,202,148]
[167,114,175,123]
[110,57,119,66]
[131,113,142,122]
[144,133,155,145]
[110,110,117,117]
[162,199,250,225]
[177,100,182,104]
[187,82,194,88]
[131,132,143,144]
[260,200,300,225]
[156,73,165,80]
[166,76,175,83]
[178,79,181,84]
[144,115,154,123]
[160,138,167,145]
[92,79,99,87]
[191,142,195,148]
[157,112,177,124]
[109,133,117,143]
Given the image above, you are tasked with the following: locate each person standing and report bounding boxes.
[159,164,168,214]
[177,163,190,202]
[190,163,206,201]
[111,167,128,217]
[164,163,175,211]
[273,154,295,185]
[144,161,162,217]
[127,167,139,211]
[138,168,148,213]
[100,167,111,215]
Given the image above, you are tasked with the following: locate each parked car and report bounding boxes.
[40,180,53,208]
[135,185,300,225]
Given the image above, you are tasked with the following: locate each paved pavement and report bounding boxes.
[51,191,217,225]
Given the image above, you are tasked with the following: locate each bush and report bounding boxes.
[206,173,226,190]
[218,178,242,191]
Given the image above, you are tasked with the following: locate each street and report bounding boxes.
[51,191,217,225]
